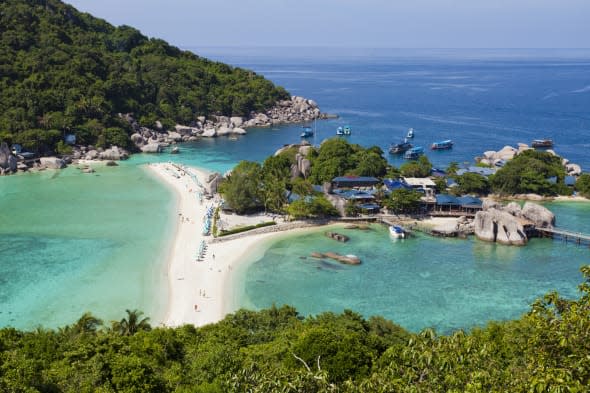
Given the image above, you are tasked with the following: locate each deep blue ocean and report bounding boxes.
[1,48,589,332]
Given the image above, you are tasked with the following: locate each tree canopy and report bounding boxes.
[0,0,289,153]
[1,266,590,391]
[490,150,569,196]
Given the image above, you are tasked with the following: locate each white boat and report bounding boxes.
[336,126,344,135]
[406,128,414,138]
[389,225,406,239]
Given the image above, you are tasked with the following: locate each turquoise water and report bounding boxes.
[0,164,174,329]
[238,224,589,334]
[1,48,589,331]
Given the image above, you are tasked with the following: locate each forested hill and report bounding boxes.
[0,0,289,152]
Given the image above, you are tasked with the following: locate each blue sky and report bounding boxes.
[65,0,590,49]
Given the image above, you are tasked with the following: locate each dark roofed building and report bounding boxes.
[332,176,380,188]
[431,194,482,216]
[383,178,412,191]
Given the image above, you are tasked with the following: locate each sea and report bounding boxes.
[1,48,589,333]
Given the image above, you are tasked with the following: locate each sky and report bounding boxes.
[64,0,590,49]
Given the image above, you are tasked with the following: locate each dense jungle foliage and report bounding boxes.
[219,138,391,216]
[490,150,571,196]
[0,0,289,154]
[1,266,589,392]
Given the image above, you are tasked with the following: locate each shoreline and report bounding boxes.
[145,162,323,327]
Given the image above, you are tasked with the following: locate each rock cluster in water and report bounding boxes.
[325,231,350,242]
[474,200,555,246]
[126,95,329,153]
[476,143,582,176]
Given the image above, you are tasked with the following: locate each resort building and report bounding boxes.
[402,177,437,199]
[429,194,483,216]
[331,176,380,189]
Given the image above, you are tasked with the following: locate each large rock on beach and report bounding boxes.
[566,163,582,176]
[85,149,99,160]
[521,202,555,228]
[216,125,232,136]
[40,157,66,169]
[230,116,244,127]
[232,127,247,135]
[504,202,522,216]
[204,172,222,195]
[130,133,145,146]
[100,146,128,161]
[0,142,17,173]
[141,143,162,153]
[474,209,527,246]
[166,132,183,142]
[202,128,217,137]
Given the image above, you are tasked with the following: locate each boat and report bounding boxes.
[431,139,454,150]
[531,139,553,148]
[389,225,406,239]
[300,126,314,138]
[343,125,352,135]
[336,126,344,135]
[406,128,414,138]
[404,146,424,159]
[389,140,413,154]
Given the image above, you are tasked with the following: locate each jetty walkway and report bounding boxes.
[536,228,590,247]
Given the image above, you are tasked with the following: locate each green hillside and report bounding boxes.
[0,0,289,153]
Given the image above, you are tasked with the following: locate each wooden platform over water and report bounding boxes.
[536,228,590,247]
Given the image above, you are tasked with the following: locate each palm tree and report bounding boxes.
[74,312,103,334]
[112,309,151,336]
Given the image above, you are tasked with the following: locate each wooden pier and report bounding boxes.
[536,228,590,247]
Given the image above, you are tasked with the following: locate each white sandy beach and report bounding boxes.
[147,162,302,327]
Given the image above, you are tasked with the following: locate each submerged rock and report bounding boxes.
[323,252,361,265]
[325,231,349,242]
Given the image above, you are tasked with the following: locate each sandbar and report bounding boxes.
[146,162,312,327]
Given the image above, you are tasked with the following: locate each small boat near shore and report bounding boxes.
[406,128,414,138]
[404,146,424,159]
[389,140,413,154]
[300,126,314,138]
[531,139,553,148]
[389,225,406,239]
[431,139,454,150]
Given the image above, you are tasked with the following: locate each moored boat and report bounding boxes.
[336,126,344,135]
[389,225,406,239]
[300,126,314,138]
[406,128,414,138]
[431,139,454,150]
[404,146,424,159]
[531,139,553,148]
[343,125,352,135]
[389,140,413,154]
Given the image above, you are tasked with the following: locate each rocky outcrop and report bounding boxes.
[0,142,17,174]
[474,208,527,246]
[521,202,555,228]
[141,143,162,153]
[243,95,326,128]
[204,172,222,195]
[566,163,582,176]
[99,146,129,161]
[85,149,99,160]
[503,202,522,216]
[40,157,66,169]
